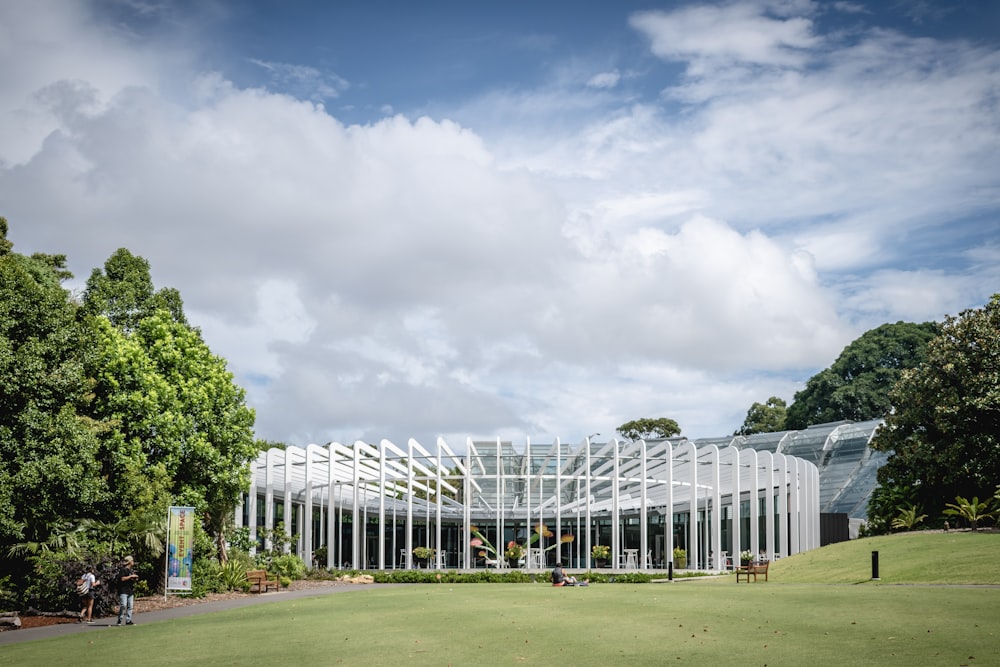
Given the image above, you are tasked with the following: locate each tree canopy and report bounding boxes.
[0,222,106,545]
[82,248,187,330]
[784,321,940,429]
[617,417,681,441]
[1,218,257,603]
[736,396,787,435]
[867,295,1000,530]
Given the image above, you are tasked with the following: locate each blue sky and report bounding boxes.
[1,0,998,447]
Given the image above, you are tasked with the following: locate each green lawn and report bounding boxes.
[3,531,998,666]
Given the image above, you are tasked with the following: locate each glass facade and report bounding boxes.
[239,435,822,571]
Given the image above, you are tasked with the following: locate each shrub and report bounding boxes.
[189,558,225,598]
[269,553,307,580]
[219,559,249,591]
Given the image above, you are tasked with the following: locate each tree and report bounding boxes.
[617,417,681,441]
[785,321,940,429]
[868,296,1000,529]
[82,248,187,331]
[88,310,257,560]
[0,221,108,547]
[736,397,787,435]
[82,247,256,562]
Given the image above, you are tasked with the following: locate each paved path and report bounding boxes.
[0,584,397,646]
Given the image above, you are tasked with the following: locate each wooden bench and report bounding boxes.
[246,569,281,593]
[735,561,769,583]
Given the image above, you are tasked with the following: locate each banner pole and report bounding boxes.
[164,508,170,601]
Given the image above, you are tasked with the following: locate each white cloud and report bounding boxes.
[2,0,997,447]
[587,70,621,89]
[630,2,820,69]
[247,58,349,101]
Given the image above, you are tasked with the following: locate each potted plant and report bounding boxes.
[412,546,435,567]
[673,547,687,569]
[740,550,754,566]
[591,544,610,567]
[504,541,525,567]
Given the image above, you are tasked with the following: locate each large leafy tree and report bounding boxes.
[868,296,1000,529]
[785,321,940,429]
[83,254,256,561]
[0,219,107,550]
[736,396,787,435]
[617,417,681,441]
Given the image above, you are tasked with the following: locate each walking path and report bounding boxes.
[0,583,396,646]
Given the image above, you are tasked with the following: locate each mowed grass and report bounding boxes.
[766,529,1000,585]
[3,532,998,666]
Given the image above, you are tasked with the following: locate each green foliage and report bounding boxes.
[229,527,253,554]
[269,553,307,580]
[617,417,681,441]
[366,569,683,584]
[890,505,927,531]
[943,496,998,531]
[869,297,1000,529]
[0,243,109,546]
[785,321,940,429]
[19,553,120,616]
[255,523,296,560]
[0,574,15,612]
[412,546,436,560]
[503,542,523,560]
[81,248,187,332]
[190,557,225,598]
[0,223,257,607]
[219,559,249,591]
[736,396,787,435]
[88,310,257,523]
[312,545,328,567]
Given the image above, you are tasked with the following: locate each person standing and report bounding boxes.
[116,555,139,626]
[77,565,100,623]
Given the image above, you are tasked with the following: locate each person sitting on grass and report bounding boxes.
[551,562,578,587]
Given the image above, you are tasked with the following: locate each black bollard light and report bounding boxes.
[668,560,674,581]
[871,550,880,580]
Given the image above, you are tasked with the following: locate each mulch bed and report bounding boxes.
[4,578,352,631]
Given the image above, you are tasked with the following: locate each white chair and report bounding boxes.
[643,550,654,569]
[398,549,407,569]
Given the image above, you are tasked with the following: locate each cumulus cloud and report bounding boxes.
[2,0,997,446]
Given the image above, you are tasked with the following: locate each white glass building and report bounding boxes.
[238,434,826,572]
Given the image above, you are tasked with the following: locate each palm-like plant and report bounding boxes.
[7,520,87,558]
[78,512,166,559]
[943,496,998,531]
[890,505,927,531]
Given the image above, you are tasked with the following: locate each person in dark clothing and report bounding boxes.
[551,562,577,587]
[116,555,139,625]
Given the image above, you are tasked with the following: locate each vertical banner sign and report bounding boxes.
[166,506,195,592]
